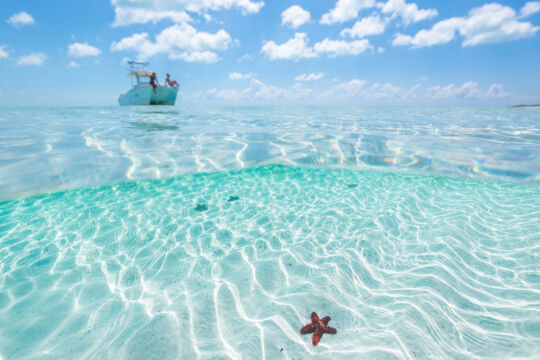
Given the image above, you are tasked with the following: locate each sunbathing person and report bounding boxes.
[166,73,179,87]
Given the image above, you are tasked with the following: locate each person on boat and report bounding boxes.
[166,73,179,87]
[150,72,157,93]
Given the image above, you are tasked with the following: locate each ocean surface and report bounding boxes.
[0,106,539,359]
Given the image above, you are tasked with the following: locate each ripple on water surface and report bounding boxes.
[0,106,539,199]
[0,165,539,359]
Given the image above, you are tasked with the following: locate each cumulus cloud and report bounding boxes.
[68,42,101,57]
[202,78,511,104]
[320,0,435,26]
[111,23,232,63]
[261,33,372,60]
[320,0,376,24]
[17,53,47,66]
[281,5,311,29]
[169,51,220,62]
[393,3,540,48]
[520,1,540,18]
[320,79,368,98]
[261,33,316,61]
[295,73,324,81]
[238,54,252,62]
[7,11,34,27]
[229,72,255,80]
[67,60,80,68]
[379,0,437,25]
[320,80,407,100]
[485,84,511,98]
[0,45,8,59]
[314,38,373,57]
[207,78,311,102]
[425,81,509,99]
[341,14,386,38]
[368,82,403,99]
[404,83,421,98]
[110,0,264,26]
[318,80,510,101]
[112,8,190,26]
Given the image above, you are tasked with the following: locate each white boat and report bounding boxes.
[118,61,179,106]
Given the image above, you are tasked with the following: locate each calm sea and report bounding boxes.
[0,106,539,359]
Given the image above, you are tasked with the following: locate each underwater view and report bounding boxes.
[1,106,539,359]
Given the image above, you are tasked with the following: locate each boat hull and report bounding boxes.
[119,85,178,106]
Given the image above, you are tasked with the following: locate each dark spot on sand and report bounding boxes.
[228,196,240,202]
[347,183,358,188]
[195,204,208,212]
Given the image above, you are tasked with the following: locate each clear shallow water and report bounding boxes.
[1,165,539,359]
[0,106,539,200]
[1,106,540,359]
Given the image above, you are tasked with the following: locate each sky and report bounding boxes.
[0,0,539,106]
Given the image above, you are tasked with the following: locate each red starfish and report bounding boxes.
[300,312,337,345]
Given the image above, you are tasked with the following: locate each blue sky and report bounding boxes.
[0,0,539,106]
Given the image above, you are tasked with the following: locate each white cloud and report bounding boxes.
[7,11,34,27]
[393,3,540,48]
[314,38,373,57]
[261,33,316,61]
[377,46,385,53]
[393,26,454,48]
[67,60,80,68]
[238,54,252,62]
[207,78,311,102]
[368,82,402,99]
[327,79,368,97]
[110,0,264,26]
[320,0,375,24]
[262,33,372,60]
[295,73,324,81]
[379,0,437,25]
[0,45,8,59]
[17,53,47,66]
[169,51,220,62]
[282,5,311,29]
[321,80,403,100]
[520,2,540,18]
[424,81,509,99]
[111,23,232,63]
[318,79,509,101]
[112,8,191,27]
[68,42,101,57]
[112,33,151,54]
[341,14,386,38]
[202,78,511,104]
[404,83,421,98]
[321,0,436,26]
[485,83,510,98]
[229,72,255,80]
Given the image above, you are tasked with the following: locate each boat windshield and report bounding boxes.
[126,61,155,86]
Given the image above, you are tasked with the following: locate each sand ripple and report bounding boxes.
[0,165,539,359]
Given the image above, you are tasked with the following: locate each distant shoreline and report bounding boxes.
[512,104,540,108]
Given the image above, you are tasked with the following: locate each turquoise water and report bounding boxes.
[1,106,539,199]
[0,107,539,359]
